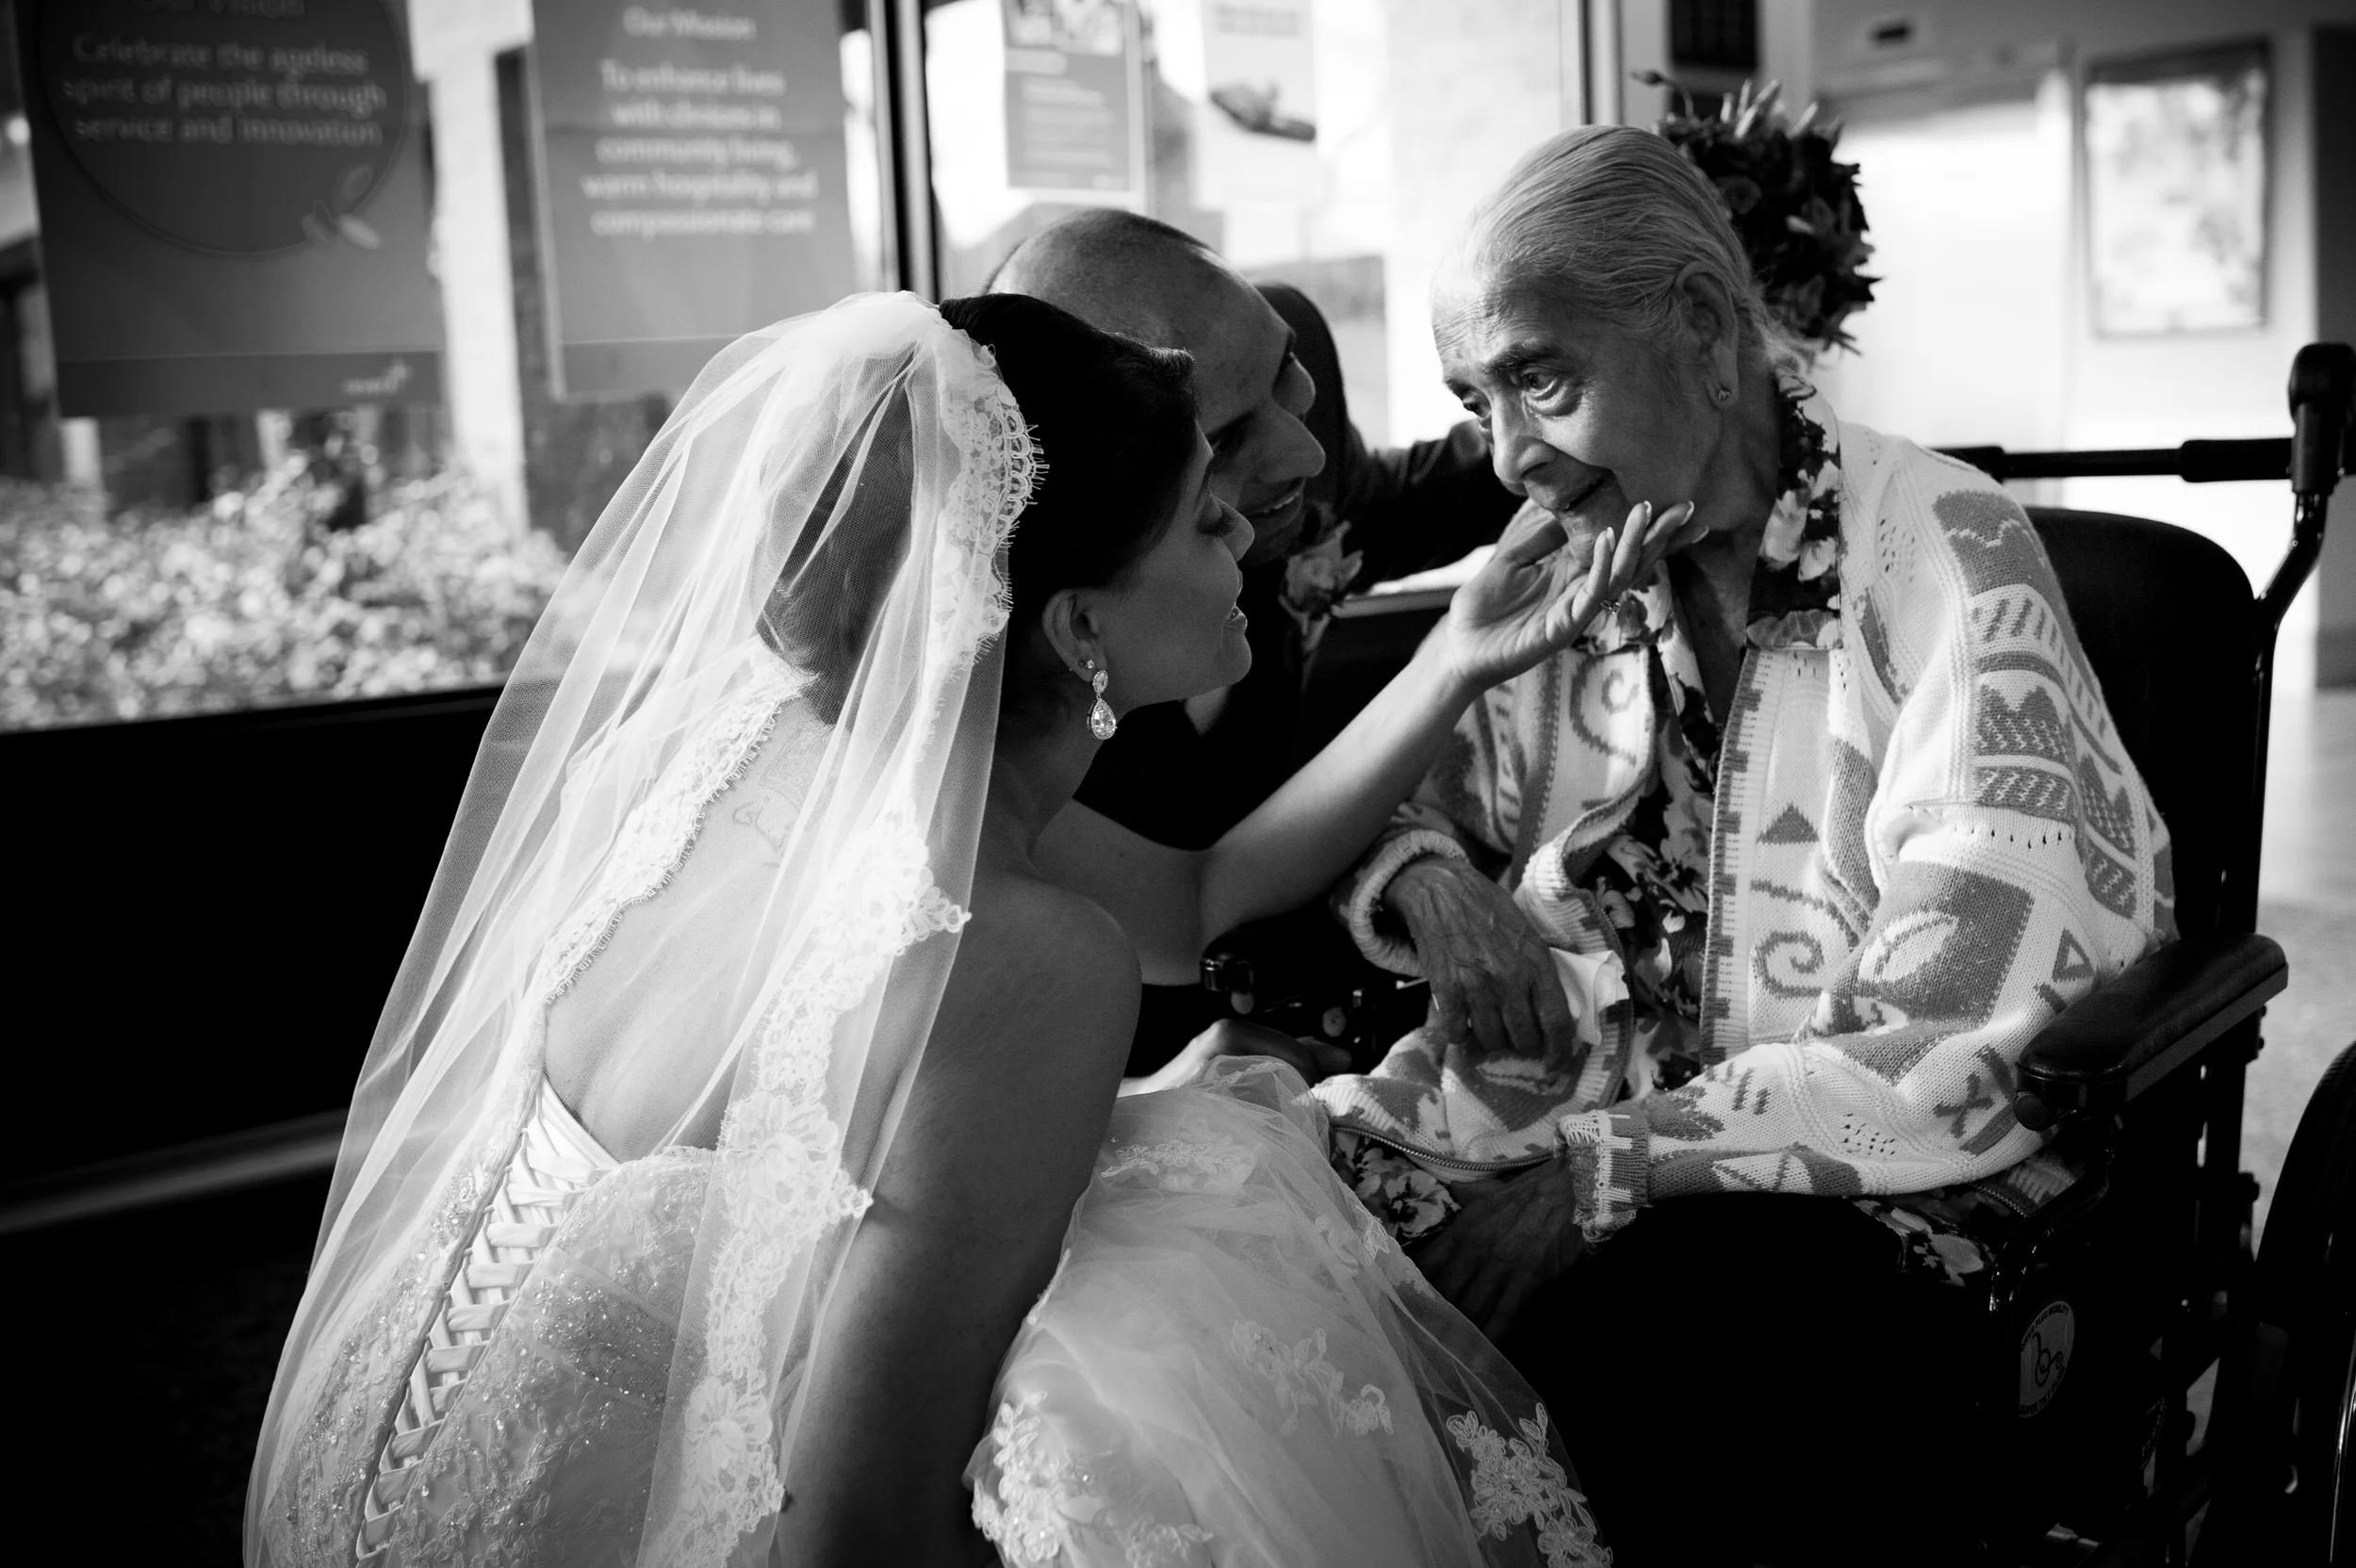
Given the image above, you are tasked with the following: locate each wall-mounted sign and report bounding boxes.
[1002,0,1142,198]
[529,0,857,396]
[1195,0,1317,206]
[18,0,441,416]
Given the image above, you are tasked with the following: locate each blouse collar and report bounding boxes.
[1746,379,1845,651]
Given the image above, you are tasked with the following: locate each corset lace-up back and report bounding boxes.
[354,1081,617,1563]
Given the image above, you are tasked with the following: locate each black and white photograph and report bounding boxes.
[5,2,2356,1565]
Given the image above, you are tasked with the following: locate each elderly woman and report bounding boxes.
[1317,125,2174,1566]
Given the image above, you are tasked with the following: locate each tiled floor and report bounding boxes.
[2248,684,2356,1235]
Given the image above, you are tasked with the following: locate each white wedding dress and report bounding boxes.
[253,296,1606,1568]
[970,1057,1607,1568]
[286,1057,1606,1567]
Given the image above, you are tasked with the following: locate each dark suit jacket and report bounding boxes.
[1073,283,1517,1069]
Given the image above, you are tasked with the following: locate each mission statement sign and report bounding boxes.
[19,0,441,416]
[529,2,858,395]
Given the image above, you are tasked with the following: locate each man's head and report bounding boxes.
[990,209,1324,563]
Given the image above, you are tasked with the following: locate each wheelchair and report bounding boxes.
[1198,343,2356,1566]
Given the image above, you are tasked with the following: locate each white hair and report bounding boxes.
[1448,124,1807,374]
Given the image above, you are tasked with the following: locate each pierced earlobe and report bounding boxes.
[1712,384,1734,405]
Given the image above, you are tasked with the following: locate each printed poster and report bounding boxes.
[1195,0,1317,206]
[18,0,442,416]
[531,0,858,395]
[1002,0,1143,197]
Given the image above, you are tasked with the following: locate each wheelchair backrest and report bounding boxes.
[1301,506,2257,942]
[2028,507,2258,942]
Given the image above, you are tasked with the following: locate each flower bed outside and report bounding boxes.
[0,466,568,732]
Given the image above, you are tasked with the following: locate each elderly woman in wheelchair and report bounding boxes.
[1303,123,2179,1566]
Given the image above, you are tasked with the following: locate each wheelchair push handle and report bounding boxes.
[2288,340,2354,500]
[2256,340,2353,642]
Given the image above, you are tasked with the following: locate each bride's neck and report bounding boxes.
[982,703,1101,867]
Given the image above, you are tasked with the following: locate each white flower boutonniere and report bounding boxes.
[1280,520,1365,647]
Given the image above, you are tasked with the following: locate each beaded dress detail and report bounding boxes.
[255,299,1031,1568]
[354,1082,621,1562]
[967,1058,1609,1568]
[329,656,798,1566]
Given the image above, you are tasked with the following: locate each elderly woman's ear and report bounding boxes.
[1671,263,1747,405]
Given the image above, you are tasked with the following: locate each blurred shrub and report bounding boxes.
[0,465,567,731]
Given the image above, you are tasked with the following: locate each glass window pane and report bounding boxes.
[0,1,889,733]
[928,0,1397,439]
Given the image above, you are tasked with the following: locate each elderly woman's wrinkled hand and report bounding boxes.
[1440,498,1701,694]
[1413,1154,1587,1339]
[1385,856,1579,1067]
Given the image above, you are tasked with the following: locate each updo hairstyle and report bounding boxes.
[1454,123,1805,375]
[939,293,1200,720]
[759,294,1197,725]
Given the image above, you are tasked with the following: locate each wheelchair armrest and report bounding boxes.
[1200,903,1394,1012]
[2013,933,2287,1131]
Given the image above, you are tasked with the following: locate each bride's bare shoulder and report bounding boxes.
[936,870,1141,1069]
[888,872,1136,1204]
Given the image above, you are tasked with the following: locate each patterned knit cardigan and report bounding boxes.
[1336,420,2176,1238]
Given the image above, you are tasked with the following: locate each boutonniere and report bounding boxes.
[1280,520,1365,642]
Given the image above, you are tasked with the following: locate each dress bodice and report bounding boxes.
[353,1080,617,1563]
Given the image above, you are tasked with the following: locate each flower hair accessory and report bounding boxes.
[1639,75,1879,359]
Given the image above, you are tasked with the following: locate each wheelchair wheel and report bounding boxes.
[2206,1037,2356,1565]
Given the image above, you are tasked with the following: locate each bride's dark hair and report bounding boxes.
[938,293,1198,712]
[763,294,1195,722]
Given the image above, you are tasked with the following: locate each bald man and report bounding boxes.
[990,210,1518,1069]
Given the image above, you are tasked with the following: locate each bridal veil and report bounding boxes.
[250,294,1033,1566]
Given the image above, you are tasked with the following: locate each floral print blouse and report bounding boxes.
[1567,378,1843,1095]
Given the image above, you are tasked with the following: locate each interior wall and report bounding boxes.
[1758,0,1817,112]
[1811,74,2072,449]
[1809,0,2356,688]
[2311,27,2356,685]
[1615,0,1673,125]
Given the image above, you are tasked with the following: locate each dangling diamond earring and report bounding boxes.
[1081,659,1117,740]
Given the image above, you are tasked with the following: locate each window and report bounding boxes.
[0,0,890,733]
[4,0,1580,731]
[927,0,1577,454]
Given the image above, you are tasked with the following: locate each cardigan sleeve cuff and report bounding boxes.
[1339,829,1472,976]
[1554,1107,1650,1242]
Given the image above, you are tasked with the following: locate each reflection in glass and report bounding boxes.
[0,7,892,731]
[926,0,1392,440]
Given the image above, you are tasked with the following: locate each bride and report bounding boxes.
[250,292,1688,1566]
